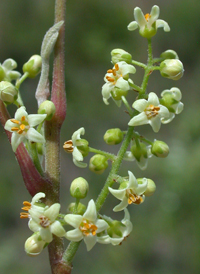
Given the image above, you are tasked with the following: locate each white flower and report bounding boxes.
[124,144,152,170]
[4,106,46,152]
[21,192,66,243]
[97,209,133,245]
[127,5,170,38]
[64,199,108,251]
[102,61,136,106]
[128,92,169,132]
[63,127,87,168]
[108,171,148,212]
[160,87,184,124]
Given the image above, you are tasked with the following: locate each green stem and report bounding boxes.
[121,96,133,115]
[15,72,29,89]
[63,241,81,265]
[89,147,116,161]
[131,60,146,69]
[129,81,143,93]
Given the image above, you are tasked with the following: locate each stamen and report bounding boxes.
[127,190,143,205]
[20,212,29,219]
[17,129,23,134]
[80,220,97,236]
[145,104,160,119]
[11,127,20,132]
[23,201,31,206]
[21,116,26,122]
[39,216,50,228]
[144,13,151,21]
[114,64,119,71]
[10,119,20,124]
[63,140,74,153]
[107,69,113,73]
[20,124,26,131]
[106,76,115,82]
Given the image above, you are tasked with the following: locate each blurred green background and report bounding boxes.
[0,0,199,273]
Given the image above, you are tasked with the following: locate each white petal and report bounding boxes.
[128,112,149,127]
[72,127,85,143]
[28,219,40,232]
[159,105,170,118]
[132,99,148,112]
[72,147,83,162]
[127,21,139,31]
[4,119,16,132]
[113,198,129,212]
[135,178,148,195]
[66,228,83,242]
[115,77,129,91]
[161,113,175,124]
[176,102,184,114]
[26,128,45,143]
[83,200,97,222]
[102,82,113,100]
[84,234,97,251]
[11,133,25,152]
[97,235,111,244]
[149,116,161,132]
[14,106,28,120]
[148,92,159,106]
[40,227,53,242]
[28,114,47,127]
[73,158,87,168]
[96,219,109,233]
[32,192,46,204]
[108,187,126,201]
[64,214,83,228]
[136,155,148,170]
[51,220,66,237]
[44,203,60,222]
[120,64,136,76]
[149,5,159,25]
[123,151,135,161]
[134,7,146,28]
[156,19,170,32]
[127,171,138,190]
[3,58,17,70]
[110,237,124,245]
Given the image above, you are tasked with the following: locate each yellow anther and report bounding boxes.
[127,190,143,205]
[106,76,115,82]
[23,201,31,206]
[20,124,26,131]
[63,140,74,153]
[145,104,160,119]
[10,119,20,124]
[11,127,20,132]
[144,13,151,21]
[21,116,26,122]
[80,220,97,237]
[107,69,113,73]
[20,212,29,219]
[114,63,119,71]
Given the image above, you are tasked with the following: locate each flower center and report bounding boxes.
[106,64,122,84]
[10,116,29,135]
[126,189,143,205]
[63,140,74,153]
[79,219,97,236]
[144,13,151,22]
[145,104,160,119]
[39,216,51,228]
[20,201,31,219]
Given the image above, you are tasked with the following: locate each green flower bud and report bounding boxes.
[137,178,156,197]
[104,128,123,145]
[70,177,89,199]
[76,139,89,157]
[111,49,132,64]
[160,59,184,80]
[131,142,147,162]
[68,202,86,215]
[23,55,42,78]
[38,100,56,121]
[0,65,6,81]
[160,50,179,60]
[111,87,128,101]
[0,81,18,103]
[89,154,108,174]
[151,140,169,158]
[25,233,46,256]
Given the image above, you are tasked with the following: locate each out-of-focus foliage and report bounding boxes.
[0,0,199,273]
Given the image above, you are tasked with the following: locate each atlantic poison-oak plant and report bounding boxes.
[0,3,184,274]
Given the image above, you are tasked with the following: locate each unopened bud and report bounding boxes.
[23,55,42,78]
[111,49,132,64]
[160,50,179,60]
[25,233,46,256]
[104,128,123,145]
[137,178,156,197]
[38,100,56,121]
[68,202,86,215]
[160,59,184,80]
[89,154,108,174]
[151,140,169,158]
[76,139,89,157]
[70,177,89,199]
[0,81,18,103]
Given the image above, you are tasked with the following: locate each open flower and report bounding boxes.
[63,127,87,168]
[97,209,133,245]
[21,192,66,243]
[4,106,46,152]
[128,92,169,132]
[102,61,136,106]
[127,5,170,38]
[64,199,108,251]
[108,171,148,212]
[160,87,184,124]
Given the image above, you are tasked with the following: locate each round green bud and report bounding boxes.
[0,65,5,81]
[160,50,179,60]
[137,178,156,197]
[151,140,169,158]
[111,49,132,64]
[25,233,45,257]
[76,139,89,157]
[119,180,128,190]
[38,100,56,121]
[0,81,18,103]
[89,154,108,174]
[23,55,42,78]
[160,59,184,80]
[70,177,89,199]
[111,87,128,101]
[131,142,147,162]
[68,202,86,215]
[104,128,123,145]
